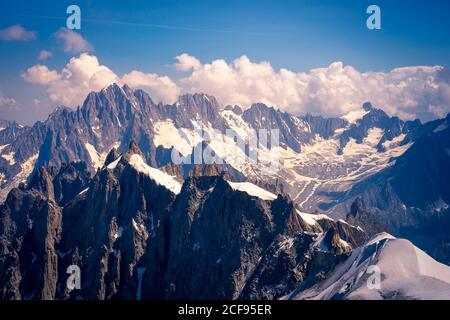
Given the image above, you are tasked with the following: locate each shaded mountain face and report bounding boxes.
[389,114,450,209]
[336,114,450,264]
[0,162,89,299]
[0,119,27,146]
[0,143,367,300]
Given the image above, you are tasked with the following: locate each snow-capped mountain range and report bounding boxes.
[0,83,434,208]
[0,83,449,299]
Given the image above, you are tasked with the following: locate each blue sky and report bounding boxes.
[0,0,449,124]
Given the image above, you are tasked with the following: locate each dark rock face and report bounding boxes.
[52,162,91,206]
[0,160,91,299]
[337,115,450,264]
[0,119,27,146]
[389,117,450,209]
[346,197,387,237]
[140,174,359,300]
[239,233,317,299]
[58,157,177,299]
[0,174,61,300]
[301,114,347,139]
[0,144,365,300]
[104,148,120,167]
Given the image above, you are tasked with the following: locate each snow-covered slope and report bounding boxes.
[128,154,182,194]
[296,209,333,226]
[341,109,370,124]
[289,233,450,300]
[227,181,277,200]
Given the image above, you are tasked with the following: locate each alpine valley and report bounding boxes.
[1,83,449,300]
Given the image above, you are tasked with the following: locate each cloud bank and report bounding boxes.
[22,53,450,121]
[176,54,449,121]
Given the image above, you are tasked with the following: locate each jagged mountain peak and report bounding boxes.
[28,165,54,199]
[178,92,219,106]
[127,140,142,155]
[121,83,134,96]
[362,101,373,111]
[104,147,120,167]
[133,88,155,106]
[245,102,279,117]
[46,105,72,121]
[176,93,222,124]
[336,102,409,154]
[101,82,127,95]
[176,92,221,114]
[103,142,183,195]
[81,82,140,116]
[249,102,274,110]
[224,104,243,115]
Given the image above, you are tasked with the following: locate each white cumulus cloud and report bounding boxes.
[122,71,180,104]
[22,54,117,106]
[174,53,201,71]
[22,54,179,107]
[22,65,60,84]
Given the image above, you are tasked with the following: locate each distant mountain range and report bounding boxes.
[0,83,449,300]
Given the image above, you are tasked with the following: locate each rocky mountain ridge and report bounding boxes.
[0,142,366,300]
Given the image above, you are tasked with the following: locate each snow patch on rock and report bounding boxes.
[128,154,182,194]
[227,181,277,201]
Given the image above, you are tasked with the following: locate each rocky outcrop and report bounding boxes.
[346,197,387,237]
[0,172,61,299]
